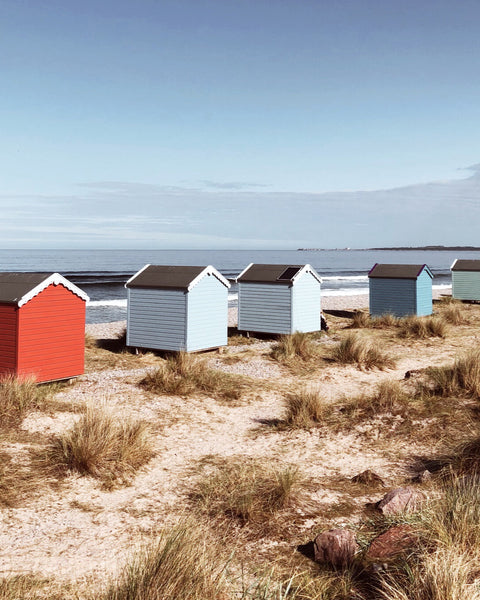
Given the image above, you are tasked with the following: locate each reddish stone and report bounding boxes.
[314,528,359,567]
[366,525,418,560]
[377,487,424,516]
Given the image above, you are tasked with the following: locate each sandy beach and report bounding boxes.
[5,285,474,598]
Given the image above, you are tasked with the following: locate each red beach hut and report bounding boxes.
[0,272,89,383]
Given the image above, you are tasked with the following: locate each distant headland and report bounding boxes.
[368,246,480,251]
[297,246,480,251]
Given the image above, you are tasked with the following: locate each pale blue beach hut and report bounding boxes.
[368,263,433,317]
[451,260,480,301]
[236,263,322,335]
[125,264,230,352]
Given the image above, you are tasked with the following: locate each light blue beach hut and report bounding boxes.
[236,263,322,335]
[368,263,433,317]
[125,264,230,352]
[451,259,480,301]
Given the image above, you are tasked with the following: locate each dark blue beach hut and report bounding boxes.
[235,263,322,334]
[368,263,433,317]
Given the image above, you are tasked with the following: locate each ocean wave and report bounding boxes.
[87,299,128,308]
[321,275,368,281]
[322,288,369,296]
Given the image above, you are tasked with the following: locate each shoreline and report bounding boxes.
[86,287,452,340]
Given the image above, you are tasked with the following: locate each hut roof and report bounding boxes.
[125,265,230,291]
[368,264,433,279]
[0,272,89,306]
[236,263,321,284]
[451,259,480,272]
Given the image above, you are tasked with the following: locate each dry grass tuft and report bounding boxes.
[372,313,398,329]
[192,456,303,526]
[270,332,320,364]
[378,473,480,599]
[46,405,154,488]
[397,315,446,339]
[284,387,327,429]
[0,375,47,431]
[378,547,480,600]
[446,438,480,477]
[332,333,395,370]
[350,313,398,330]
[441,304,468,325]
[427,350,480,399]
[340,379,410,423]
[101,521,228,600]
[0,575,67,600]
[350,311,371,328]
[140,352,249,402]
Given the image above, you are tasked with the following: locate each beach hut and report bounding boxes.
[451,259,480,301]
[368,263,433,317]
[0,272,89,383]
[125,264,230,352]
[236,263,322,335]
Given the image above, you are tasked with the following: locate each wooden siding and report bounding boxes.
[291,272,321,332]
[186,274,228,351]
[0,304,17,376]
[452,271,480,301]
[415,270,433,315]
[238,283,292,334]
[126,288,187,351]
[17,284,86,382]
[369,278,417,317]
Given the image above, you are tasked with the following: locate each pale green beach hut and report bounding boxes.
[451,259,480,301]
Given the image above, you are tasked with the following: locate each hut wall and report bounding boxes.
[0,304,17,377]
[186,274,228,351]
[291,273,321,332]
[415,270,433,315]
[16,284,86,382]
[369,278,416,317]
[452,271,480,301]
[127,288,187,351]
[238,283,291,334]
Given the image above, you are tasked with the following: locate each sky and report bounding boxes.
[1,0,480,249]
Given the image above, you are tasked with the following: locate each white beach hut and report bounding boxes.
[125,264,230,352]
[236,263,322,335]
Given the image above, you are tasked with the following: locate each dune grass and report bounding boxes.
[46,405,154,488]
[140,352,249,402]
[0,575,67,600]
[270,332,320,364]
[284,387,327,429]
[441,304,468,325]
[339,379,410,423]
[426,350,480,399]
[0,375,45,431]
[100,521,229,600]
[378,547,480,600]
[350,312,398,330]
[332,333,395,370]
[192,457,303,526]
[397,315,446,339]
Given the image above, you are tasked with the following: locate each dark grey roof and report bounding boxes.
[451,259,480,272]
[0,272,54,304]
[126,265,210,290]
[368,263,433,279]
[236,264,306,284]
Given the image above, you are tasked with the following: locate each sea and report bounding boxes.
[0,248,478,324]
